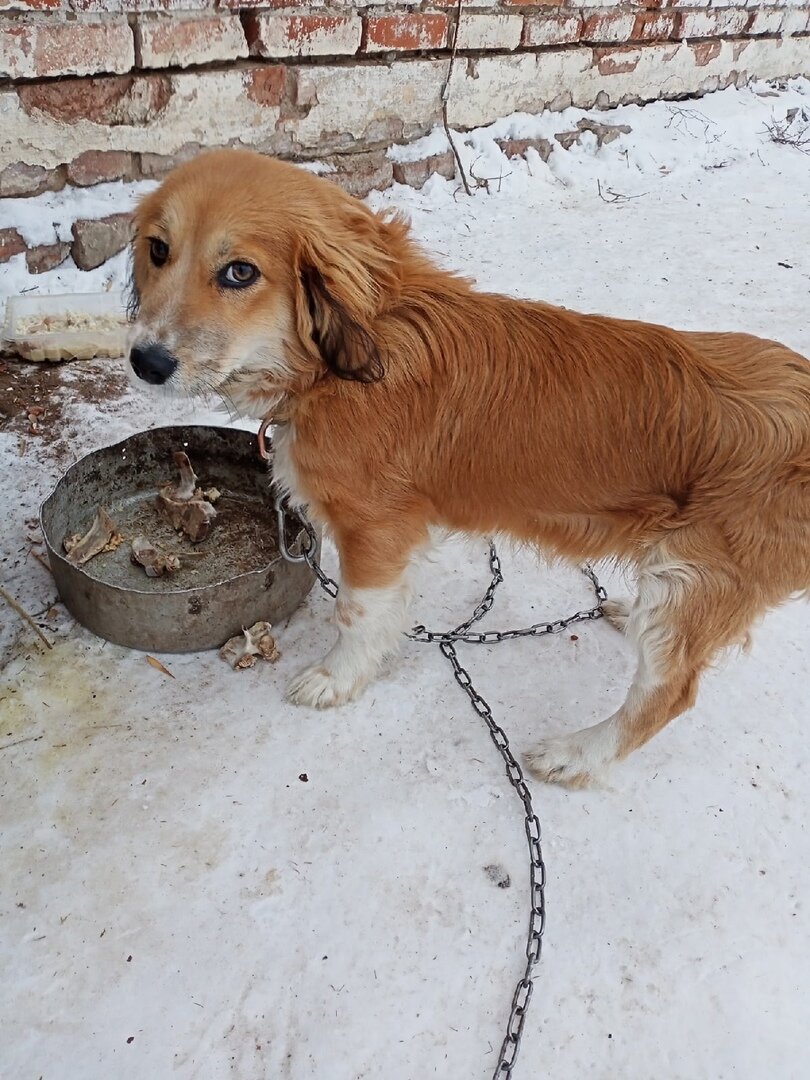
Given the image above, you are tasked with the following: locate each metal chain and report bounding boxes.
[276,498,607,1079]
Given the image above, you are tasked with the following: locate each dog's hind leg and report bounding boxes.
[526,548,758,788]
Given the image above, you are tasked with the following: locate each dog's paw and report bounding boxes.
[602,598,631,634]
[286,664,363,708]
[524,723,617,790]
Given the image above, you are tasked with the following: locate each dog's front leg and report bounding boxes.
[286,521,423,708]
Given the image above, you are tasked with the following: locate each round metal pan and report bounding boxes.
[40,425,318,653]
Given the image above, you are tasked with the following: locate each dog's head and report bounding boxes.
[128,149,407,415]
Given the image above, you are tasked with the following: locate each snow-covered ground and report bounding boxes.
[2,81,810,1080]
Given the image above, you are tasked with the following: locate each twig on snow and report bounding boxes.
[764,109,810,154]
[468,156,511,194]
[664,105,721,143]
[0,585,53,650]
[596,179,649,204]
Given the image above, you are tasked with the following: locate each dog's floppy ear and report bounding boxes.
[294,206,402,383]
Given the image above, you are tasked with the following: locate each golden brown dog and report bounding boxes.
[128,147,810,788]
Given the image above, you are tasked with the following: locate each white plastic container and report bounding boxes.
[1,291,128,362]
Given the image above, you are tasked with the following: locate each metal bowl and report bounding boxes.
[40,425,318,653]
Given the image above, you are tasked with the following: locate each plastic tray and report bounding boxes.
[2,291,128,362]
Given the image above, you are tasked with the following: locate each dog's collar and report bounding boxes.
[257,409,290,461]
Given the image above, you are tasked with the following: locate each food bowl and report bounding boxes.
[40,425,318,652]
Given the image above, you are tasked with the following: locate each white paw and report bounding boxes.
[285,663,364,708]
[525,721,617,790]
[602,598,631,634]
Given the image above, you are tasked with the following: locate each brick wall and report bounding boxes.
[0,1,808,204]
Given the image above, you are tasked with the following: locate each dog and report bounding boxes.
[127,147,810,789]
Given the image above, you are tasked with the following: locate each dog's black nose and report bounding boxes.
[129,342,178,385]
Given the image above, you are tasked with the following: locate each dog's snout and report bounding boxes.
[129,342,178,385]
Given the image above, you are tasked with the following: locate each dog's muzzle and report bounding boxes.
[129,342,178,385]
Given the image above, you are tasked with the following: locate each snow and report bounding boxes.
[2,81,810,1080]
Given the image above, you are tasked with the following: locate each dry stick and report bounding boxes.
[28,549,53,575]
[442,0,472,197]
[0,585,53,650]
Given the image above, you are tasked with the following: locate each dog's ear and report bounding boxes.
[294,206,402,383]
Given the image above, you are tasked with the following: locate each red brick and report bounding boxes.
[245,14,361,58]
[499,0,560,6]
[523,14,583,47]
[18,75,172,125]
[0,228,26,264]
[67,150,136,186]
[364,14,448,53]
[0,15,134,79]
[243,66,287,107]
[26,242,71,275]
[631,12,675,40]
[134,13,247,69]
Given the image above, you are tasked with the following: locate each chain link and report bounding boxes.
[275,498,606,1079]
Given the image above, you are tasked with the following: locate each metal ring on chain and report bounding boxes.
[274,497,607,1079]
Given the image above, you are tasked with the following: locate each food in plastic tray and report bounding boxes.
[2,291,128,362]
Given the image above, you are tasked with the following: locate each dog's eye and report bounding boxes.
[149,238,169,267]
[220,261,260,289]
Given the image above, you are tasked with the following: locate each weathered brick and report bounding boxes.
[0,228,26,263]
[747,9,783,33]
[0,161,65,198]
[219,0,330,7]
[581,10,636,42]
[593,45,642,75]
[18,74,173,125]
[632,11,677,39]
[0,14,134,78]
[134,13,247,68]
[446,52,593,129]
[71,213,132,271]
[0,0,62,10]
[782,9,810,34]
[674,8,750,37]
[364,14,448,52]
[523,14,584,46]
[26,241,70,274]
[454,14,523,51]
[690,39,723,65]
[499,0,563,6]
[244,66,287,106]
[324,150,393,198]
[245,13,362,58]
[138,141,203,178]
[495,136,554,162]
[286,60,446,151]
[391,149,455,188]
[66,150,135,186]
